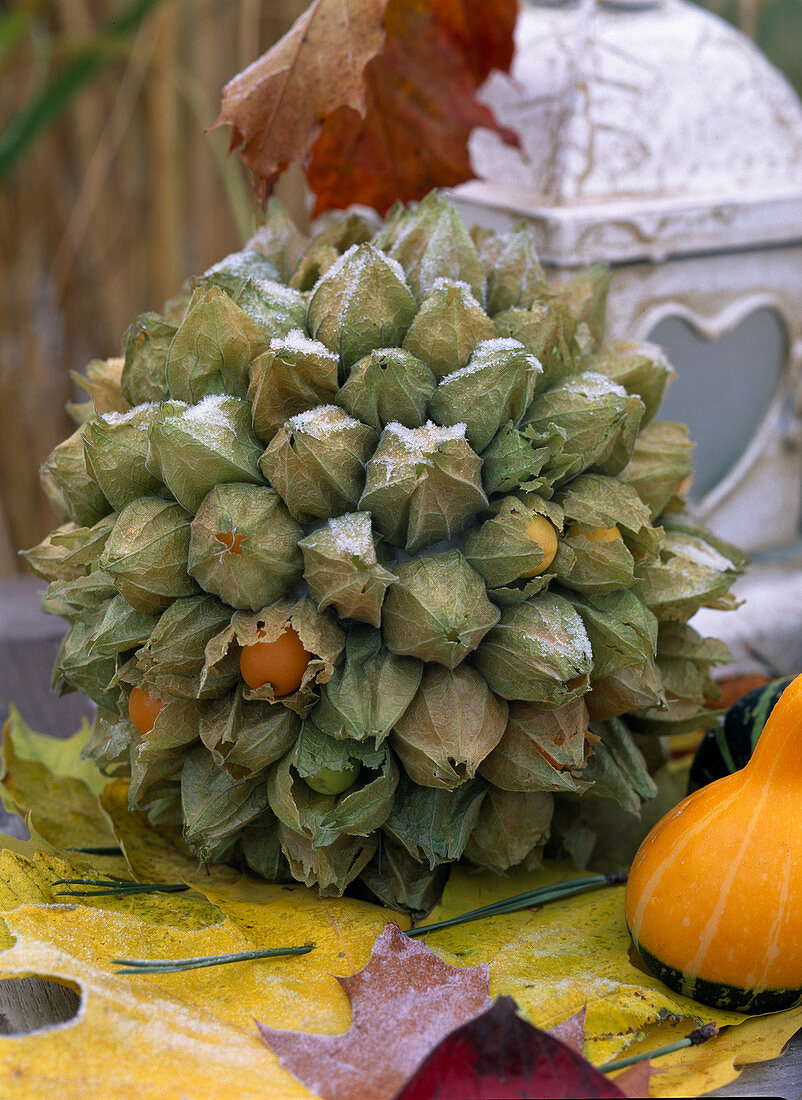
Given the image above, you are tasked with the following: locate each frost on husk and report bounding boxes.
[31,191,744,916]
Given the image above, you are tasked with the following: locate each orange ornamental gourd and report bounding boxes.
[625,673,802,1013]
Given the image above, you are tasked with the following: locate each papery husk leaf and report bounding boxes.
[633,523,746,620]
[164,286,271,402]
[120,311,176,405]
[463,495,561,590]
[586,659,666,723]
[312,624,422,743]
[71,356,130,415]
[477,222,547,316]
[248,330,339,445]
[493,300,578,389]
[202,596,345,714]
[557,525,636,595]
[360,422,487,551]
[268,727,397,848]
[40,571,117,623]
[618,420,695,521]
[307,243,417,368]
[402,277,495,379]
[479,698,592,793]
[379,191,486,305]
[191,247,281,297]
[199,684,300,781]
[583,717,657,814]
[549,265,610,352]
[480,422,552,497]
[358,832,450,920]
[82,404,163,511]
[85,593,160,657]
[127,697,203,827]
[523,372,644,479]
[132,594,239,700]
[188,483,304,611]
[464,787,554,872]
[99,496,198,614]
[20,524,86,583]
[52,615,119,710]
[390,664,508,789]
[582,340,674,425]
[39,425,112,527]
[238,807,293,880]
[384,772,487,869]
[428,337,541,454]
[83,705,136,776]
[474,592,593,705]
[146,395,265,513]
[180,743,269,862]
[628,620,731,735]
[563,589,658,680]
[556,473,661,563]
[290,210,381,291]
[298,513,397,627]
[278,823,377,896]
[382,551,500,668]
[336,347,436,431]
[48,514,117,570]
[259,405,376,523]
[247,198,310,282]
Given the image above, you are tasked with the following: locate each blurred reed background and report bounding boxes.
[0,0,800,575]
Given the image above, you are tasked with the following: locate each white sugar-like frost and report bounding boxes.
[439,338,536,384]
[430,277,478,301]
[310,243,411,304]
[374,421,467,481]
[675,538,733,573]
[328,512,374,557]
[99,403,157,428]
[272,328,336,359]
[566,371,628,399]
[289,404,357,439]
[180,394,238,435]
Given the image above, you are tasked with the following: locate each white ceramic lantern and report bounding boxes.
[453,0,802,561]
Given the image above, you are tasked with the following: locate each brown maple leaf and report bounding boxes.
[256,922,491,1100]
[216,0,519,214]
[216,0,390,199]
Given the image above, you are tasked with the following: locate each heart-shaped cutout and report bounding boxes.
[647,307,787,502]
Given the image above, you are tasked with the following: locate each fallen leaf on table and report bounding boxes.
[1,708,128,877]
[216,0,518,214]
[395,996,625,1099]
[257,922,491,1100]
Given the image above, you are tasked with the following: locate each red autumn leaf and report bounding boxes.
[256,922,491,1100]
[547,1004,659,1099]
[394,996,627,1100]
[215,0,390,194]
[216,0,519,215]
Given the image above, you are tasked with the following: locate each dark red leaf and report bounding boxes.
[393,996,627,1100]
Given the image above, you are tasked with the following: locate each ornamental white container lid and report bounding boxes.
[456,0,802,264]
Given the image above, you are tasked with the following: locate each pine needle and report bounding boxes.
[113,944,314,975]
[406,873,627,938]
[53,878,189,898]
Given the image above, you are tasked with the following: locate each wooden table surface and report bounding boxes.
[0,575,799,1097]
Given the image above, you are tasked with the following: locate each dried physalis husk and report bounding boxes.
[493,299,579,389]
[199,684,300,781]
[428,337,541,453]
[479,697,593,794]
[633,522,746,620]
[298,512,397,627]
[247,198,309,283]
[307,242,417,369]
[382,551,500,669]
[83,404,163,511]
[188,483,303,611]
[390,664,508,789]
[99,496,199,614]
[476,222,547,316]
[40,425,112,528]
[581,340,674,425]
[278,826,378,897]
[181,743,270,862]
[463,495,563,598]
[402,278,495,379]
[121,311,177,404]
[248,330,339,444]
[202,596,345,715]
[146,394,265,512]
[474,591,593,706]
[260,405,377,523]
[336,348,436,431]
[358,833,450,921]
[464,787,554,873]
[71,356,130,416]
[360,421,486,551]
[383,772,488,869]
[618,420,695,520]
